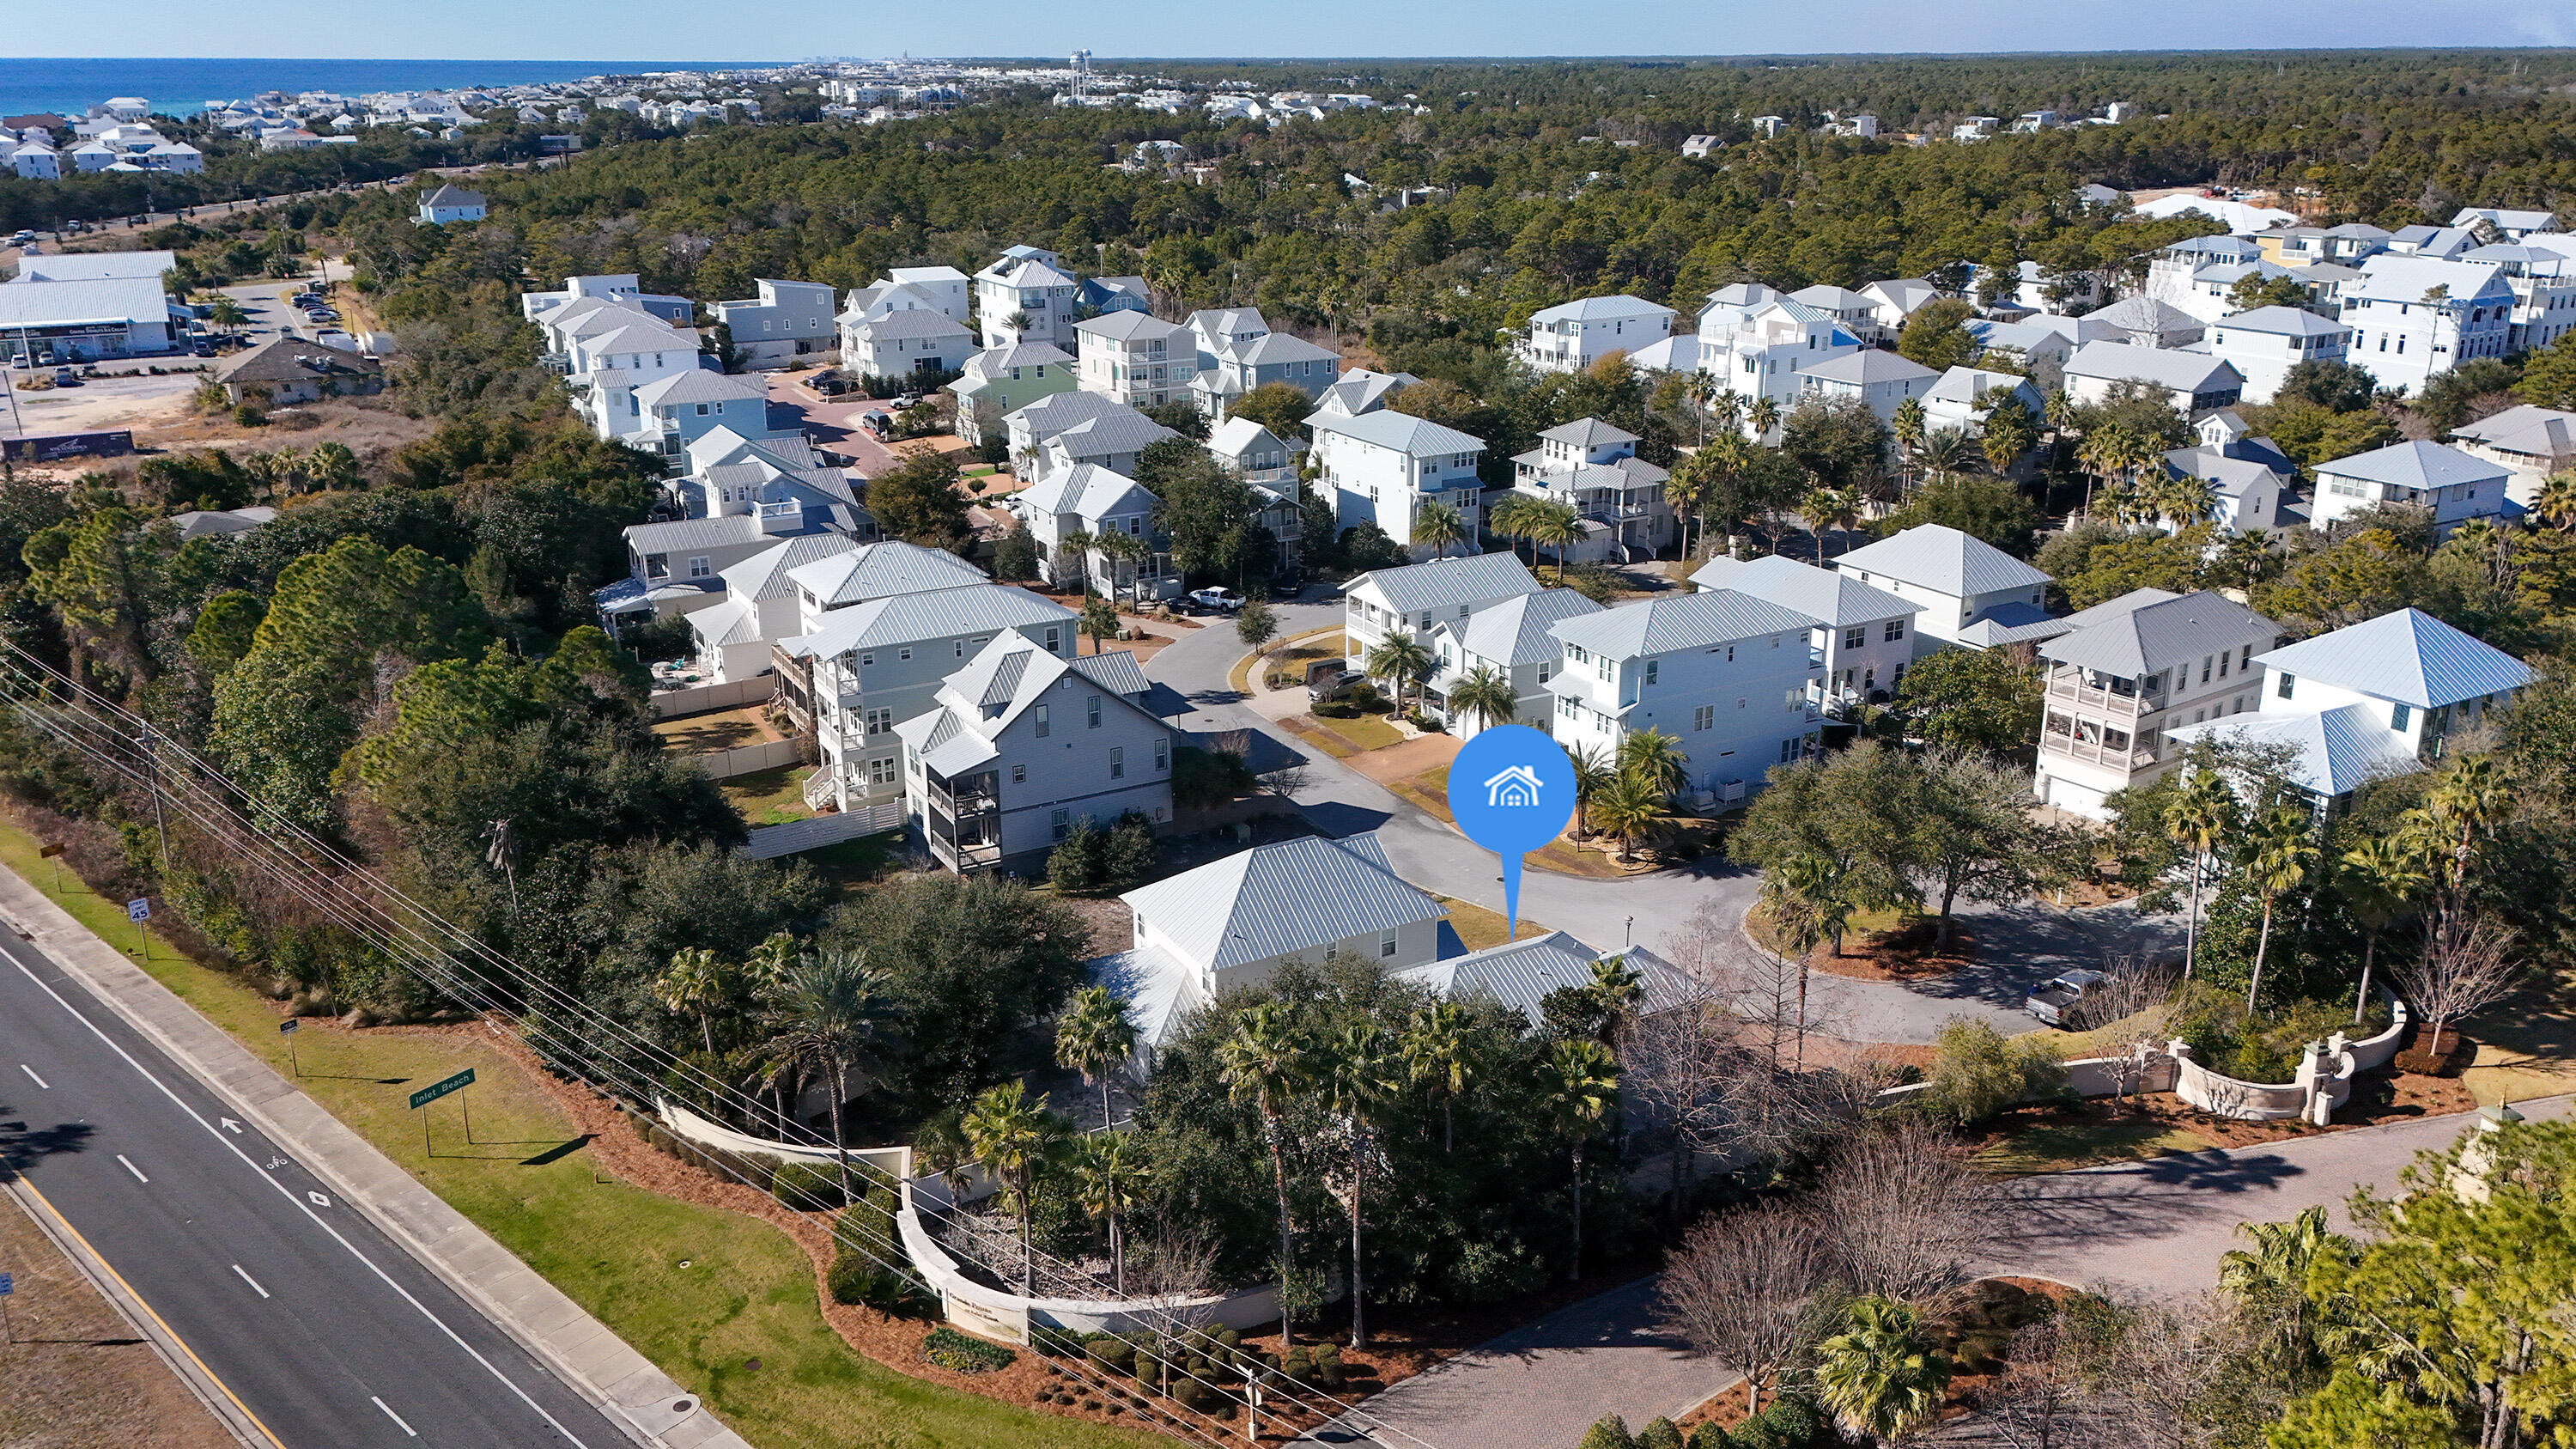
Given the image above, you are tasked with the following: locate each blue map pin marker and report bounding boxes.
[1446,725,1577,944]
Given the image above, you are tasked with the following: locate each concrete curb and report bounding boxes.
[0,865,752,1449]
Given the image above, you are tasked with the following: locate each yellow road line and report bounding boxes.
[14,1175,289,1449]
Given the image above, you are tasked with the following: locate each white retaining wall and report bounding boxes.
[896,1203,1282,1342]
[653,1096,913,1179]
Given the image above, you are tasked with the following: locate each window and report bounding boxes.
[1154,739,1169,771]
[2240,644,2253,672]
[1087,696,1103,729]
[860,653,875,667]
[687,556,711,579]
[1780,737,1801,763]
[868,756,897,786]
[1051,808,1071,842]
[1379,928,1399,959]
[898,648,912,662]
[2277,672,2297,700]
[1034,703,1050,738]
[1843,626,1865,650]
[1644,661,1659,685]
[1883,618,1905,642]
[1043,626,1063,654]
[1693,704,1714,731]
[864,708,893,734]
[695,403,710,417]
[2391,702,2411,731]
[956,639,968,657]
[1596,655,1613,681]
[1011,764,1026,783]
[2202,654,2213,684]
[1111,746,1126,779]
[2218,653,2229,679]
[1537,661,1553,685]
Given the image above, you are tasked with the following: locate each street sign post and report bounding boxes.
[411,1068,475,1156]
[279,1016,300,1075]
[38,841,61,890]
[124,898,149,959]
[0,1269,14,1343]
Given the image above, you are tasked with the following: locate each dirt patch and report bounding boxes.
[1060,893,1134,956]
[652,707,787,753]
[0,1186,234,1449]
[1804,919,1979,983]
[1343,731,1461,785]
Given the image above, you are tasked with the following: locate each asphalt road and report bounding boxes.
[0,931,633,1449]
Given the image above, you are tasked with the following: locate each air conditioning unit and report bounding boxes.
[1717,779,1747,804]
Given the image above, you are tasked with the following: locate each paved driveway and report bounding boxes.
[1145,603,2170,1044]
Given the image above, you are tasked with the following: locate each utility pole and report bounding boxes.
[140,722,169,874]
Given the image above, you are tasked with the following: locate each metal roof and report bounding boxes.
[1551,589,1820,661]
[716,533,862,604]
[1208,416,1286,455]
[1439,587,1605,667]
[1047,410,1183,460]
[2040,589,2278,679]
[2166,703,2420,798]
[780,584,1075,658]
[2348,254,2507,302]
[1801,350,1941,386]
[1395,931,1692,1026]
[635,369,765,407]
[1120,832,1443,973]
[1344,551,1542,615]
[1070,648,1152,698]
[2214,306,2348,337]
[1832,524,2053,598]
[1690,554,1917,628]
[0,275,173,327]
[2063,341,2242,393]
[1528,294,1674,325]
[785,540,988,606]
[1015,463,1157,521]
[850,308,969,341]
[1074,309,1188,342]
[2450,404,2576,460]
[1308,406,1485,458]
[1954,600,2075,648]
[1006,389,1127,435]
[2311,440,2509,492]
[1222,331,1338,366]
[7,248,173,283]
[2253,607,2536,709]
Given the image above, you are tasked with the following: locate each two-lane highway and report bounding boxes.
[0,927,635,1448]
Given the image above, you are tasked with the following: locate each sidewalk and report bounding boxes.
[0,865,750,1449]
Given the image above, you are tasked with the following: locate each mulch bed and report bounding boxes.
[1960,1068,2478,1157]
[2392,1024,2478,1078]
[1803,920,1979,983]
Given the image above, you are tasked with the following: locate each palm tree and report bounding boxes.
[305,440,361,492]
[2148,470,2217,531]
[1486,493,1537,565]
[1587,955,1645,1044]
[1412,498,1467,558]
[744,931,800,989]
[1054,984,1137,1129]
[2217,1204,2345,1378]
[762,949,901,1199]
[1321,1024,1395,1348]
[1540,1038,1619,1281]
[2243,806,2319,1019]
[1687,368,1722,445]
[1915,427,1977,478]
[1524,497,1584,575]
[1364,634,1436,715]
[2165,768,2239,979]
[1814,1297,1953,1447]
[1447,662,1517,734]
[1071,1132,1146,1295]
[1400,1002,1476,1152]
[1662,461,1714,563]
[2336,837,2428,1026]
[1093,529,1148,600]
[207,296,248,328]
[1746,394,1781,442]
[1799,486,1858,563]
[959,1082,1067,1296]
[2536,471,2576,532]
[657,947,730,1055]
[1709,387,1747,437]
[1055,528,1097,591]
[1891,396,1927,477]
[1589,771,1669,863]
[2421,753,2507,895]
[2075,423,2135,516]
[1078,592,1121,654]
[1616,728,1689,797]
[1217,1002,1309,1349]
[1566,740,1614,836]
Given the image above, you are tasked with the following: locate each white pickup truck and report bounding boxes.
[2024,969,2108,1028]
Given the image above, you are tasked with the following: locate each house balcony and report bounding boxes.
[2040,731,2157,773]
[2044,672,2162,717]
[543,350,573,375]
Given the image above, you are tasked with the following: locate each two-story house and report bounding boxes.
[1690,554,1920,710]
[1208,415,1297,487]
[1188,328,1340,422]
[839,307,973,381]
[609,494,872,626]
[1547,591,1826,805]
[2203,307,2353,405]
[2310,440,2514,537]
[946,342,1077,439]
[2460,243,2576,352]
[415,184,485,225]
[2031,589,2285,819]
[771,584,1080,813]
[1798,350,1942,423]
[2451,207,2560,241]
[1343,551,1545,676]
[1012,463,1178,600]
[1004,391,1180,484]
[2342,255,2516,395]
[1702,299,1865,440]
[1788,285,1885,344]
[684,533,864,683]
[1075,310,1194,411]
[1507,417,1674,563]
[2063,342,2245,415]
[2165,607,2536,810]
[1516,295,1676,374]
[2156,441,2288,536]
[621,369,774,460]
[1422,588,1604,738]
[1311,367,1419,420]
[972,245,1083,350]
[1859,278,1946,340]
[1921,367,2049,446]
[1310,408,1487,558]
[897,636,1172,874]
[2448,404,2576,507]
[713,279,837,368]
[1963,314,2119,374]
[1830,525,2057,658]
[1101,832,1446,1061]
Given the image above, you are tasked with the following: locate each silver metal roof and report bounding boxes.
[785,540,988,606]
[1551,589,1820,660]
[1395,931,1690,1026]
[779,584,1075,657]
[2040,589,2279,679]
[2310,440,2509,491]
[1832,524,2053,598]
[1120,832,1442,973]
[1440,587,1605,667]
[2166,703,2420,797]
[2253,607,2535,709]
[1344,551,1541,615]
[1690,554,1917,628]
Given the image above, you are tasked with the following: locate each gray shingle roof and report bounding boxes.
[1345,551,1541,615]
[786,540,988,606]
[780,583,1076,658]
[1690,555,1917,628]
[2253,607,2535,709]
[1832,525,2053,598]
[1551,590,1820,661]
[2040,589,2278,679]
[1120,832,1442,973]
[2311,440,2509,491]
[1442,588,1606,667]
[422,183,484,207]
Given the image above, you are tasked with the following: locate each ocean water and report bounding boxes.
[0,58,783,120]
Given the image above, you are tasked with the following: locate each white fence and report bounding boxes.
[693,737,806,781]
[652,677,772,719]
[740,803,902,859]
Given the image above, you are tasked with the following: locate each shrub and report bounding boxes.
[1579,1416,1637,1449]
[1637,1418,1686,1449]
[770,1160,848,1212]
[923,1326,1017,1373]
[1443,1236,1551,1302]
[233,402,268,427]
[1346,681,1386,712]
[1925,1017,2065,1125]
[1722,1393,1828,1449]
[1314,701,1361,719]
[1048,818,1110,893]
[1085,1336,1137,1374]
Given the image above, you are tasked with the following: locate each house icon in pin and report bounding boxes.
[1483,764,1544,808]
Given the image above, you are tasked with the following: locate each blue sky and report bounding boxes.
[12,0,2572,60]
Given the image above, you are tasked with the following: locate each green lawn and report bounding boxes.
[1971,1114,2213,1176]
[0,815,1148,1449]
[720,765,812,826]
[1306,711,1406,753]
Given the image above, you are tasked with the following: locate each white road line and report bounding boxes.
[5,953,594,1449]
[117,1154,149,1184]
[370,1397,417,1437]
[230,1263,270,1299]
[19,1062,47,1088]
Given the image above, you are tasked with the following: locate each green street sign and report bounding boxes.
[409,1068,475,1111]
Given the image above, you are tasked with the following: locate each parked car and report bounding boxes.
[1307,667,1364,703]
[52,368,81,387]
[860,411,895,440]
[191,339,218,357]
[2025,969,2108,1028]
[1189,587,1245,613]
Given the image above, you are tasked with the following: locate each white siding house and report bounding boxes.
[2342,255,2515,396]
[2449,405,2576,507]
[1505,417,1674,564]
[972,245,1082,350]
[1516,295,1676,374]
[1798,349,1942,423]
[1829,525,2057,658]
[2203,307,2353,405]
[2309,441,2514,538]
[1548,592,1826,806]
[2031,589,2285,819]
[1309,408,1487,558]
[2063,342,2245,414]
[1690,554,1920,710]
[1343,552,1545,674]
[840,308,974,381]
[1422,588,1604,738]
